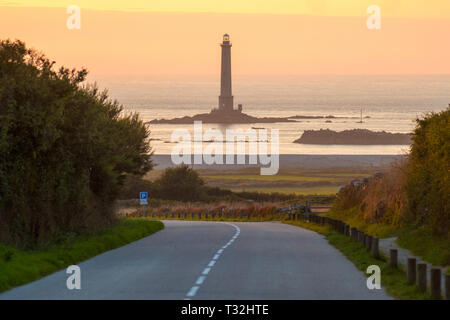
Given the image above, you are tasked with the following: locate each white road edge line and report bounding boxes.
[184,222,240,299]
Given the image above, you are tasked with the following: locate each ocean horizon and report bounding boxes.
[92,74,449,155]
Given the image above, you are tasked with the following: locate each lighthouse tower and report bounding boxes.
[218,34,234,112]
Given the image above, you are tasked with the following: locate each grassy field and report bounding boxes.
[201,174,369,182]
[200,168,371,195]
[225,186,340,195]
[145,167,375,195]
[0,219,163,294]
[284,220,431,300]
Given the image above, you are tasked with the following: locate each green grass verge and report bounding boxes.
[326,207,400,238]
[396,226,450,267]
[284,220,431,300]
[327,207,450,269]
[0,218,164,294]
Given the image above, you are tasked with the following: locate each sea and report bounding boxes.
[91,74,450,155]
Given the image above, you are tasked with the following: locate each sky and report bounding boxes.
[3,0,450,17]
[1,1,449,77]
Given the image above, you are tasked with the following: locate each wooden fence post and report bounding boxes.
[417,263,427,293]
[371,237,379,259]
[430,268,441,299]
[390,249,398,268]
[445,274,450,300]
[407,258,417,285]
[365,235,370,249]
[351,228,357,241]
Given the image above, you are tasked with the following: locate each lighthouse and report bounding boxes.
[218,34,234,112]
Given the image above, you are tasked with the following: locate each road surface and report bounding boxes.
[0,221,390,300]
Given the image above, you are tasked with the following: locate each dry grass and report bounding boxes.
[129,201,285,221]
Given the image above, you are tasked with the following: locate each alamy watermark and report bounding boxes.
[366,5,381,30]
[170,121,279,175]
[366,265,381,289]
[66,5,81,30]
[66,265,81,290]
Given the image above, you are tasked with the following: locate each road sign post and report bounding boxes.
[140,192,148,217]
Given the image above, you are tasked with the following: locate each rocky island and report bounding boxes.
[148,108,296,124]
[147,110,354,124]
[294,129,411,145]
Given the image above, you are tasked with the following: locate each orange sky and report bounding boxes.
[3,1,450,18]
[1,3,449,77]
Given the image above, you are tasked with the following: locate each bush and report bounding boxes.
[152,165,206,202]
[406,108,450,235]
[0,40,153,246]
[330,107,449,238]
[118,175,155,200]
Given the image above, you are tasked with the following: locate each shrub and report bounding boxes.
[0,40,153,246]
[152,165,206,202]
[331,107,449,238]
[406,108,450,235]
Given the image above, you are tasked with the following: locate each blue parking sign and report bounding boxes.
[140,192,148,205]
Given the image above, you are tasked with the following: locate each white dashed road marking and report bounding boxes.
[184,222,240,299]
[186,286,199,297]
[202,267,211,275]
[195,276,206,285]
[208,260,216,267]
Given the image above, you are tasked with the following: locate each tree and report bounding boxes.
[153,165,205,202]
[406,107,450,235]
[0,40,153,245]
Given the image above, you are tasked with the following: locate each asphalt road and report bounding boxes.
[0,221,391,300]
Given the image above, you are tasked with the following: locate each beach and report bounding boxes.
[152,154,405,170]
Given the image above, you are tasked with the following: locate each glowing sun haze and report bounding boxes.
[1,0,449,77]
